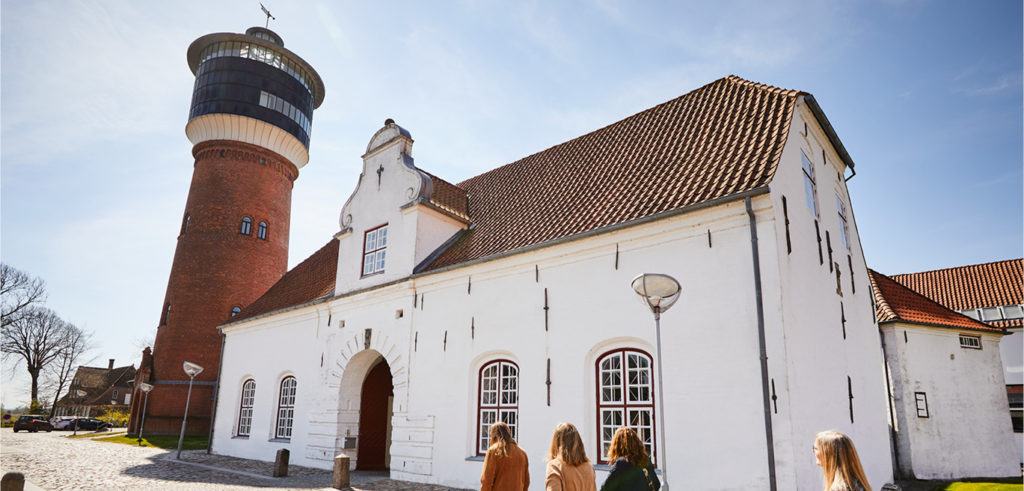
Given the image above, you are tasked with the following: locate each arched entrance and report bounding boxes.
[356,358,394,470]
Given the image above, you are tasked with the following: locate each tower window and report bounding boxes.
[362,225,388,276]
[181,214,190,234]
[240,217,252,235]
[161,303,171,326]
[258,221,268,240]
[231,306,241,317]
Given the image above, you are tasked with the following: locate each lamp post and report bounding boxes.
[137,382,154,446]
[71,388,87,436]
[176,361,204,459]
[631,273,681,490]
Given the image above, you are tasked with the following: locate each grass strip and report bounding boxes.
[93,433,209,450]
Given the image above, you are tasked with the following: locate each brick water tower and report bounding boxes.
[129,25,324,435]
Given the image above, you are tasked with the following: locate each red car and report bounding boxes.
[12,415,53,432]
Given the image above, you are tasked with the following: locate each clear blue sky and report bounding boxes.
[2,1,1020,407]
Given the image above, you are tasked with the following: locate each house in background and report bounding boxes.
[888,259,1023,461]
[55,359,135,417]
[209,76,896,489]
[870,269,1019,479]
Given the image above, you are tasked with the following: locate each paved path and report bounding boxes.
[0,429,469,490]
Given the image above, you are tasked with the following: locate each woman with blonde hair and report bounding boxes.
[545,422,596,491]
[480,421,529,491]
[813,430,870,491]
[600,427,660,491]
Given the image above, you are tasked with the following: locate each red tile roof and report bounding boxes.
[234,75,843,321]
[424,75,807,270]
[233,239,339,322]
[869,269,1002,333]
[889,259,1022,328]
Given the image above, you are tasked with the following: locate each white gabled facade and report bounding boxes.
[881,324,1018,479]
[211,98,897,490]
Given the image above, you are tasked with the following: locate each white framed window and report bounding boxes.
[476,360,518,455]
[275,376,297,439]
[801,151,818,217]
[959,309,981,320]
[596,349,656,465]
[362,225,388,276]
[981,307,1002,321]
[959,334,981,349]
[836,195,849,249]
[915,392,929,418]
[1002,305,1024,321]
[238,379,255,437]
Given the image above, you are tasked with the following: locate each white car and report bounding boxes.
[50,417,77,430]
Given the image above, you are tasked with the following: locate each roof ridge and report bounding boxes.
[458,75,803,188]
[890,258,1023,278]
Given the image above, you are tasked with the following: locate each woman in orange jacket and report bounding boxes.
[481,422,530,491]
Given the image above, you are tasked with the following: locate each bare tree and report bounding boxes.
[1,264,47,328]
[1,307,73,407]
[44,323,93,417]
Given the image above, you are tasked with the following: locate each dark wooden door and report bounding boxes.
[357,360,393,470]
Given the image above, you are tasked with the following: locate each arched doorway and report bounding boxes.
[356,358,394,470]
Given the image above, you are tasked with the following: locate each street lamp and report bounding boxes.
[631,273,681,490]
[176,361,204,459]
[137,382,154,446]
[72,389,87,436]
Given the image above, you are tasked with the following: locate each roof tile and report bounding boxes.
[234,239,339,321]
[889,259,1022,328]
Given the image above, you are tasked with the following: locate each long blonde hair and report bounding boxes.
[547,422,589,466]
[488,421,517,457]
[606,426,650,467]
[816,430,870,491]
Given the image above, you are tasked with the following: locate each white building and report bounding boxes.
[870,269,1019,479]
[209,75,896,489]
[888,259,1024,462]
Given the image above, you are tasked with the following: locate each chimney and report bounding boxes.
[108,359,114,370]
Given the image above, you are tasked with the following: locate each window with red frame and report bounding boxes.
[237,379,255,437]
[596,349,656,465]
[477,360,518,455]
[362,225,388,276]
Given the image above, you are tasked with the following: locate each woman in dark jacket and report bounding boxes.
[600,427,660,491]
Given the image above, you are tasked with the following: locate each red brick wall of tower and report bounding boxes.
[133,139,298,435]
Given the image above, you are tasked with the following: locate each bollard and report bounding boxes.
[333,454,351,489]
[273,448,289,477]
[1,472,25,491]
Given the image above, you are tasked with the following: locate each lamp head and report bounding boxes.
[139,382,154,393]
[631,273,681,314]
[182,361,204,378]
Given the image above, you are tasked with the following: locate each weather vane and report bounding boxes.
[260,3,275,28]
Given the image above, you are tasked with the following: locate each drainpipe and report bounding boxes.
[878,326,901,479]
[746,196,777,491]
[207,332,226,454]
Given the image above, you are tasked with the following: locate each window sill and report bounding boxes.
[594,464,661,474]
[232,435,249,440]
[268,438,291,443]
[360,271,385,279]
[465,456,484,462]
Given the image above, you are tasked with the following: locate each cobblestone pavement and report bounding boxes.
[0,429,469,490]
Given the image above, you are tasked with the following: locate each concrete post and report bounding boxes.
[273,448,289,477]
[333,454,351,489]
[1,472,25,491]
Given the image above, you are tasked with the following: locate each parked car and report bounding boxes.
[65,417,110,431]
[13,415,53,432]
[51,416,77,430]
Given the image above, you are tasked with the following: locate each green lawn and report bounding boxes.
[94,433,209,450]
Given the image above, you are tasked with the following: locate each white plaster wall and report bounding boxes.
[765,99,895,490]
[882,324,1018,478]
[215,199,806,489]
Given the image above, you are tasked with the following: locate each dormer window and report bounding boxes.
[362,225,388,276]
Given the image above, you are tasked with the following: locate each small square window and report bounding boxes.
[959,334,981,349]
[915,392,929,418]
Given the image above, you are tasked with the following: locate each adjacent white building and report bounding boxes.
[870,269,1019,479]
[209,76,897,489]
